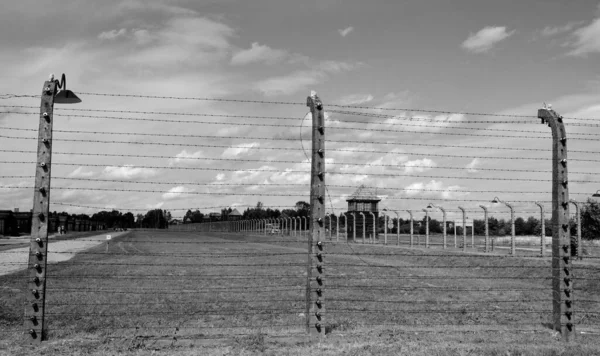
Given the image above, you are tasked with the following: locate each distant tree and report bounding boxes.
[143,209,168,229]
[524,216,539,236]
[514,217,526,236]
[582,199,600,240]
[295,201,310,217]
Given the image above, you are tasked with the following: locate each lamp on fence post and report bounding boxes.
[427,203,446,249]
[406,210,413,248]
[492,197,515,256]
[535,202,546,257]
[569,200,581,260]
[479,205,489,253]
[25,73,81,343]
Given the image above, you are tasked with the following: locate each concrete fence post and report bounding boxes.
[480,205,489,253]
[538,107,574,341]
[406,210,413,248]
[306,91,325,338]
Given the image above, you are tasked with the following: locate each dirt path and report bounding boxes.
[0,231,129,276]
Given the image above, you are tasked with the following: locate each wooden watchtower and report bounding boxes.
[346,185,381,239]
[228,208,242,221]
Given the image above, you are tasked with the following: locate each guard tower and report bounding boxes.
[346,185,381,239]
[228,208,242,221]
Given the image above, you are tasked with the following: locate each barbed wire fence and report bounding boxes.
[0,77,598,346]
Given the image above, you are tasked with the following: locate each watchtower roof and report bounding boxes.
[346,185,381,202]
[229,208,242,216]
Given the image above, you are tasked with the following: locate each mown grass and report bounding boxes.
[0,230,598,355]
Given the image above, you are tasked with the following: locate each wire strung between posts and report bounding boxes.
[0,186,572,201]
[326,109,600,126]
[4,131,600,154]
[3,111,600,140]
[4,161,600,183]
[1,175,596,196]
[45,287,304,294]
[5,134,600,162]
[7,148,600,171]
[5,115,600,138]
[1,95,599,122]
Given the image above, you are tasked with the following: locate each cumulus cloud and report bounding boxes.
[102,165,158,179]
[98,28,127,40]
[466,158,480,173]
[254,70,325,96]
[124,17,236,68]
[338,26,354,37]
[254,60,360,96]
[337,93,374,105]
[403,180,467,199]
[169,149,204,165]
[461,26,515,53]
[68,167,95,178]
[162,186,194,200]
[568,18,600,56]
[404,158,436,173]
[380,113,465,132]
[231,42,289,65]
[540,21,583,37]
[221,142,260,158]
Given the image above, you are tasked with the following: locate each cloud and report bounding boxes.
[461,26,515,53]
[221,142,260,158]
[102,165,158,179]
[124,17,236,68]
[255,70,326,96]
[231,42,289,65]
[404,158,436,173]
[254,60,360,96]
[466,158,480,173]
[338,26,354,37]
[337,94,374,105]
[540,21,584,37]
[68,167,95,178]
[568,18,600,56]
[162,186,194,200]
[379,113,465,132]
[98,28,127,40]
[169,149,204,165]
[403,180,467,199]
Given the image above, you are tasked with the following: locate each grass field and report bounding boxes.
[1,230,599,355]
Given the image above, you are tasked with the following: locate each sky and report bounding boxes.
[1,0,600,222]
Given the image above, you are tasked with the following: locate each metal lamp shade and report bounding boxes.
[54,89,81,104]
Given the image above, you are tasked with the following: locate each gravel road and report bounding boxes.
[0,231,128,276]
